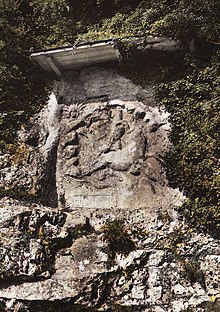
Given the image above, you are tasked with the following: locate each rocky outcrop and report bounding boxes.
[0,197,219,311]
[0,65,219,311]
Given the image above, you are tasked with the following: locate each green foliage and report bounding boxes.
[0,0,219,146]
[0,0,143,146]
[182,260,206,288]
[149,0,219,43]
[0,1,51,144]
[76,0,220,45]
[101,219,136,265]
[158,53,220,237]
[0,0,219,238]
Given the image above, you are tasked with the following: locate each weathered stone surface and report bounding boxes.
[56,99,180,214]
[0,197,219,311]
[52,66,182,215]
[0,65,219,311]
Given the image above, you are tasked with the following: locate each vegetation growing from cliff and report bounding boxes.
[0,0,219,142]
[101,219,136,265]
[158,52,220,237]
[0,0,219,235]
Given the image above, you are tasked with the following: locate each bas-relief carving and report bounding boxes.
[0,67,190,306]
[56,99,174,211]
[0,66,181,212]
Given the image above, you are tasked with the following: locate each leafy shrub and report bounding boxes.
[182,260,206,288]
[158,53,220,237]
[101,219,136,264]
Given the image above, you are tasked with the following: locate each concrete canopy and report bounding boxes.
[31,39,120,76]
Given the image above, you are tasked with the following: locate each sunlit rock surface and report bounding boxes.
[0,65,219,312]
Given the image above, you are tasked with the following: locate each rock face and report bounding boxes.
[55,73,180,213]
[0,65,219,311]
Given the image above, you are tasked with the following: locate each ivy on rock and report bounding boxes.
[158,53,220,237]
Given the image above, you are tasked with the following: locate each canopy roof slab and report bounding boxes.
[31,40,120,77]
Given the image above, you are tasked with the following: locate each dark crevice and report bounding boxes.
[86,94,109,101]
[0,275,49,290]
[37,143,59,207]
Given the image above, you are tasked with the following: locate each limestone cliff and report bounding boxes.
[0,65,219,312]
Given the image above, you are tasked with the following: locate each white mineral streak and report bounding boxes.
[43,92,61,152]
